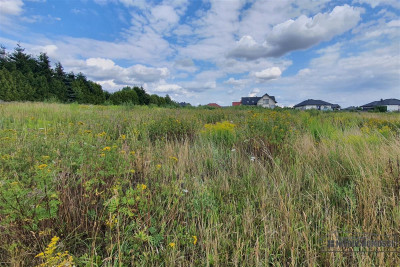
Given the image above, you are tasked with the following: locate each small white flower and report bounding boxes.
[182,189,188,193]
[231,148,236,152]
[250,156,256,161]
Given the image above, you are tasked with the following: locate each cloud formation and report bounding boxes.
[254,67,282,80]
[228,5,362,60]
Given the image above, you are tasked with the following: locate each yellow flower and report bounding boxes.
[156,164,162,169]
[169,156,178,162]
[37,164,48,170]
[84,130,92,134]
[120,150,126,154]
[97,131,107,137]
[103,146,111,151]
[193,235,197,245]
[129,169,135,174]
[130,151,135,156]
[120,134,126,140]
[137,184,147,190]
[100,153,106,157]
[78,121,85,125]
[169,242,175,248]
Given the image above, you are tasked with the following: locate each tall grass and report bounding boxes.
[0,102,399,266]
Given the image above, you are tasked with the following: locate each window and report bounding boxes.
[263,99,269,105]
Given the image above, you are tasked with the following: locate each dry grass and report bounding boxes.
[0,102,399,266]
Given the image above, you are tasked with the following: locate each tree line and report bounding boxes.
[0,45,178,106]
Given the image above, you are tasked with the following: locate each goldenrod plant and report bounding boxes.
[0,103,399,265]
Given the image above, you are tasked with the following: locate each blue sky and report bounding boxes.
[0,0,399,107]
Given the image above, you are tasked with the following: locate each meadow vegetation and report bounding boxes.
[0,102,399,266]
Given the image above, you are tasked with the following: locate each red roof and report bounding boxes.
[232,101,241,106]
[207,103,221,107]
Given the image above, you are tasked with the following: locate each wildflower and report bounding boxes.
[129,169,135,174]
[78,121,85,125]
[97,131,106,137]
[250,156,256,162]
[103,146,111,151]
[156,164,162,169]
[130,151,135,156]
[170,156,178,162]
[100,153,106,157]
[193,236,197,245]
[84,130,92,134]
[37,164,48,170]
[169,242,175,248]
[231,148,236,152]
[120,150,126,154]
[120,134,126,140]
[137,184,147,190]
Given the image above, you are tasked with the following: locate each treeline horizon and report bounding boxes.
[0,45,180,106]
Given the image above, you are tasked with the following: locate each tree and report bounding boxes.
[0,68,15,101]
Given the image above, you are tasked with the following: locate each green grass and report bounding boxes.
[0,102,399,266]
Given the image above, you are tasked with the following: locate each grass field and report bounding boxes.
[0,102,399,266]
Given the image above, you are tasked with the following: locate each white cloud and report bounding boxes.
[224,77,249,88]
[59,57,170,90]
[0,0,23,16]
[229,5,362,60]
[254,67,282,80]
[151,82,184,93]
[0,0,24,31]
[248,88,260,97]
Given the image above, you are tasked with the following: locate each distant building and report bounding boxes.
[232,101,241,106]
[293,99,340,111]
[361,98,400,112]
[207,103,221,108]
[240,93,277,108]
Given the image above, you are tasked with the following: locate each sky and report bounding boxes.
[0,0,399,107]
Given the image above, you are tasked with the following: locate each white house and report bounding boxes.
[241,93,277,108]
[293,99,340,111]
[361,99,400,112]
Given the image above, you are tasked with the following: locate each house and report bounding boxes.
[360,98,400,112]
[232,101,241,106]
[240,93,277,108]
[207,103,221,108]
[293,99,340,111]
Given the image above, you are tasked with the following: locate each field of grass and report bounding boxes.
[0,102,399,266]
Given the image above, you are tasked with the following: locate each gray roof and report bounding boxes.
[241,97,261,105]
[241,93,276,105]
[361,98,400,107]
[293,99,335,108]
